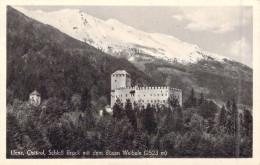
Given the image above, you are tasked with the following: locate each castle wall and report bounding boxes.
[112,86,182,107]
[115,87,136,106]
[135,86,170,107]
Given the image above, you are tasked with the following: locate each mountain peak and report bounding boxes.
[13,6,229,64]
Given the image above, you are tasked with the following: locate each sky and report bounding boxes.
[21,6,253,67]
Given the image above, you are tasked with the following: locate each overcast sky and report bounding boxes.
[21,6,253,67]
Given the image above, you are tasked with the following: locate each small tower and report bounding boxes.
[29,90,41,106]
[111,70,131,90]
[111,70,131,106]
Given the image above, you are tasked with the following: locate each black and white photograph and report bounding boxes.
[3,1,259,162]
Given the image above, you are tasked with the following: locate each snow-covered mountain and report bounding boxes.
[14,6,228,64]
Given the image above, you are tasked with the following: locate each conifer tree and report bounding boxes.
[184,88,197,108]
[152,132,161,150]
[142,104,157,135]
[125,99,137,131]
[80,87,91,111]
[226,100,231,110]
[175,105,184,132]
[219,105,226,126]
[231,99,238,136]
[161,107,175,134]
[243,109,252,138]
[190,88,197,106]
[112,98,124,119]
[199,92,205,105]
[84,107,95,130]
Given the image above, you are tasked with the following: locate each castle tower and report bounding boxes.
[111,70,131,106]
[29,90,41,106]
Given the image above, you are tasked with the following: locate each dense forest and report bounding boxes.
[7,88,252,158]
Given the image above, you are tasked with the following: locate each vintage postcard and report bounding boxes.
[1,0,260,164]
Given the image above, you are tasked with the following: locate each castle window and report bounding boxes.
[126,94,127,97]
[163,100,165,103]
[162,94,163,96]
[158,94,159,96]
[115,80,117,82]
[144,95,145,97]
[166,94,167,96]
[151,100,153,102]
[151,94,152,96]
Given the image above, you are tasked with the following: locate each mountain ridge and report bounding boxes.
[13,6,232,66]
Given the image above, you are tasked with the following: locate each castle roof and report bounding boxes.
[112,70,130,76]
[30,90,41,96]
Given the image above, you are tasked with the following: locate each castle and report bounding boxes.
[110,70,182,108]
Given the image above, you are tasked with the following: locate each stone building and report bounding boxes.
[110,70,182,108]
[29,90,41,106]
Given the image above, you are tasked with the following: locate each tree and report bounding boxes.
[243,109,252,138]
[142,104,157,135]
[84,107,95,130]
[112,98,124,119]
[125,99,137,131]
[226,100,231,110]
[230,99,238,136]
[7,113,25,158]
[175,105,184,132]
[198,92,205,105]
[161,107,175,134]
[219,105,226,126]
[71,93,81,110]
[168,97,180,108]
[198,100,218,131]
[80,87,91,111]
[199,100,218,120]
[184,88,197,108]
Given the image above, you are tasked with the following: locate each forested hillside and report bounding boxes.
[7,6,158,103]
[140,58,252,106]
